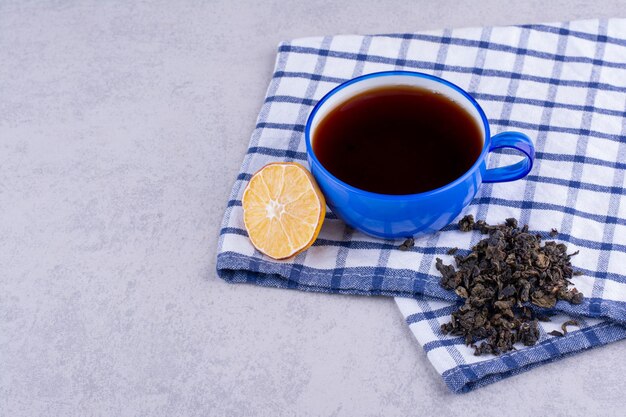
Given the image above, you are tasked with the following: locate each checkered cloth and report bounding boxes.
[216,18,626,392]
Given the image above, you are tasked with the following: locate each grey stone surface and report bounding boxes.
[1,1,625,415]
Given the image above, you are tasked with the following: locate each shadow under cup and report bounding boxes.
[305,71,535,240]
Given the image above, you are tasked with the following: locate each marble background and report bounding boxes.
[1,1,625,416]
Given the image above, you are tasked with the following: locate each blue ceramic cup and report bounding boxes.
[305,71,535,239]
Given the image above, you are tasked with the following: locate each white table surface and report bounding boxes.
[2,1,625,415]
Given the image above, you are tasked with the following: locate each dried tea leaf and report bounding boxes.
[399,237,415,251]
[561,319,580,335]
[458,215,475,232]
[505,218,518,228]
[548,330,564,337]
[447,247,458,255]
[536,314,552,322]
[455,286,469,299]
[531,291,557,308]
[436,216,584,356]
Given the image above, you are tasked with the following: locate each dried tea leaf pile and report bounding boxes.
[436,215,584,356]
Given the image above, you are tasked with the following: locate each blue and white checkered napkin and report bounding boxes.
[217,19,626,392]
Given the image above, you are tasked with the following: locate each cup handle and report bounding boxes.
[482,131,535,183]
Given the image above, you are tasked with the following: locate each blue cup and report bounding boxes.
[305,71,535,239]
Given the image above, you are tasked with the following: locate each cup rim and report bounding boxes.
[304,70,492,200]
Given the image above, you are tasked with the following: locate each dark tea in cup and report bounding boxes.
[312,85,483,195]
[305,71,534,238]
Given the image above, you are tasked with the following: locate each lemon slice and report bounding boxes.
[242,162,326,259]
